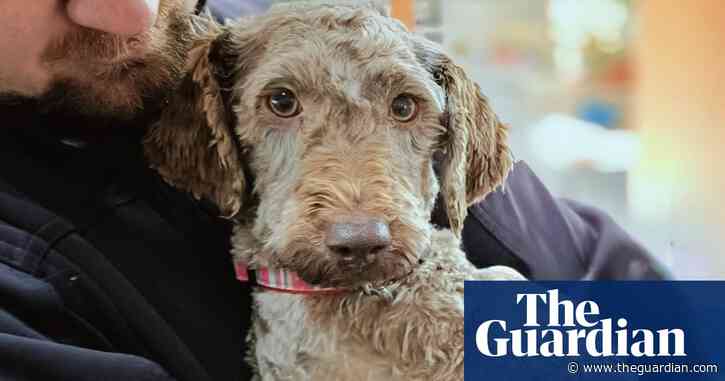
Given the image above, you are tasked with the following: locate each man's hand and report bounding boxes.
[65,0,159,36]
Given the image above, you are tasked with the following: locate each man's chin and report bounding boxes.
[0,79,167,131]
[1,47,185,125]
[37,77,167,122]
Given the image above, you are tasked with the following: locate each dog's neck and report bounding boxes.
[234,261,346,294]
[231,224,349,294]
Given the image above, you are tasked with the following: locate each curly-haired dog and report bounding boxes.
[145,2,524,380]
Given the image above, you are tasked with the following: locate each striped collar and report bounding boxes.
[234,262,344,294]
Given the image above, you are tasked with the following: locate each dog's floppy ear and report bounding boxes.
[145,24,246,218]
[417,40,512,235]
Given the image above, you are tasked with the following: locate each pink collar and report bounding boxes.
[234,262,344,294]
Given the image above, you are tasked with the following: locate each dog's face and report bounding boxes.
[146,2,511,288]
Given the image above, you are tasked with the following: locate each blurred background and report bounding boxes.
[221,0,725,279]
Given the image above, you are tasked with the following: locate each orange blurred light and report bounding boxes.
[391,0,415,31]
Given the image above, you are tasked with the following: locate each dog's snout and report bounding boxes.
[326,217,391,259]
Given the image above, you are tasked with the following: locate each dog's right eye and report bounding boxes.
[391,94,419,123]
[267,89,302,118]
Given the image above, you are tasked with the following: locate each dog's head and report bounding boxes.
[145,2,511,288]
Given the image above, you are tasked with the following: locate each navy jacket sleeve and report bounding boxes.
[462,161,669,280]
[0,218,175,381]
[0,125,246,381]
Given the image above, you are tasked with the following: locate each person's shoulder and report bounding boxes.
[465,161,668,280]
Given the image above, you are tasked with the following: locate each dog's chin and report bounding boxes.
[282,249,417,289]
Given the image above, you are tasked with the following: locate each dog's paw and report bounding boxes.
[471,265,526,281]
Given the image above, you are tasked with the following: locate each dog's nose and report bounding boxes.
[326,217,392,259]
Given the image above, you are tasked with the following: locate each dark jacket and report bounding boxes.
[0,118,666,380]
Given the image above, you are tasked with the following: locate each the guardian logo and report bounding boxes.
[476,289,686,358]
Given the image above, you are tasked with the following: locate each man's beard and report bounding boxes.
[0,3,194,125]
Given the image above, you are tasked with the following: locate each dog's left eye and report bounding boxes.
[267,88,302,118]
[391,94,418,122]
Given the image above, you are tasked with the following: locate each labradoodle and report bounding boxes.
[145,2,525,380]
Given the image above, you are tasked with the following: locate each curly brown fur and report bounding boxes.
[145,2,522,380]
